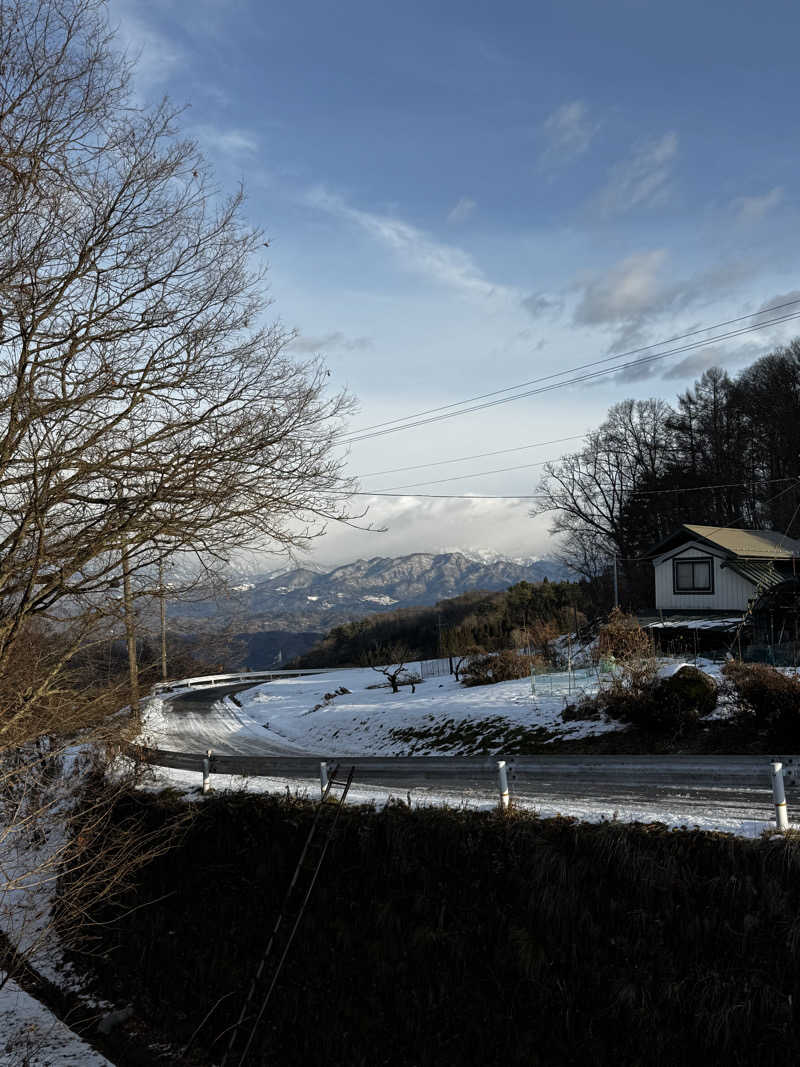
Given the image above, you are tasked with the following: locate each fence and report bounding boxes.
[418,658,452,679]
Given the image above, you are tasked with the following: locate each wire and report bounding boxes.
[343,305,800,444]
[357,433,587,479]
[343,296,800,440]
[377,459,553,492]
[334,478,796,501]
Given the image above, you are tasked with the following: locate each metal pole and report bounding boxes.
[320,761,329,799]
[770,762,789,831]
[202,750,211,795]
[159,557,168,682]
[613,555,619,609]
[497,760,510,810]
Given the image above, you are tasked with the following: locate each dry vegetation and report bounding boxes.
[59,791,800,1067]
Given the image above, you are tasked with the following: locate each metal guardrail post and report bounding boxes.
[497,760,510,810]
[770,762,789,830]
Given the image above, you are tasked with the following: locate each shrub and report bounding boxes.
[658,666,717,717]
[461,650,536,687]
[722,661,800,743]
[596,608,653,660]
[562,695,604,722]
[599,666,716,736]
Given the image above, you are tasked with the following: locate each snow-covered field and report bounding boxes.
[228,665,619,756]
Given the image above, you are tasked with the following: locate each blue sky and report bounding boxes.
[111,0,800,565]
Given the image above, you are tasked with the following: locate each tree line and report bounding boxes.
[534,344,800,604]
[291,578,597,668]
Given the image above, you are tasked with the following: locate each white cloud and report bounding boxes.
[288,331,373,354]
[303,496,551,567]
[307,188,515,303]
[594,132,678,216]
[572,251,756,364]
[749,289,800,327]
[574,250,668,326]
[193,125,259,156]
[733,186,784,222]
[660,340,764,381]
[540,100,599,167]
[447,196,477,224]
[522,291,564,319]
[109,1,184,96]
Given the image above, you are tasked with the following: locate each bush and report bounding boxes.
[722,661,800,743]
[596,608,653,660]
[599,666,716,736]
[562,695,604,722]
[659,666,717,717]
[461,650,535,687]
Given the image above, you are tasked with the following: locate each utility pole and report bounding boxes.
[121,537,139,714]
[159,557,168,681]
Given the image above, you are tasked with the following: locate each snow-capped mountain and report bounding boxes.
[169,551,574,634]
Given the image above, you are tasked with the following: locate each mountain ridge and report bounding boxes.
[170,551,574,635]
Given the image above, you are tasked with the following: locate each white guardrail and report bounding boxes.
[151,667,332,695]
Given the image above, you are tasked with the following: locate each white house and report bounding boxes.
[647,525,800,614]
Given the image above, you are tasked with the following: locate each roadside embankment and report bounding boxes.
[62,790,800,1066]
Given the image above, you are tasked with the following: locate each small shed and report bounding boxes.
[646,525,800,614]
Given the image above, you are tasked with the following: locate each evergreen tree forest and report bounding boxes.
[534,341,800,604]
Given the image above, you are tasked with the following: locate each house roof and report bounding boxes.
[724,560,784,589]
[648,524,800,560]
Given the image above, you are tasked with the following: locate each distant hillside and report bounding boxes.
[290,578,593,669]
[168,551,575,636]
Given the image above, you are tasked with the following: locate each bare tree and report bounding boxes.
[0,0,356,731]
[533,399,671,578]
[370,646,414,694]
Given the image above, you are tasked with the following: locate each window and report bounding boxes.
[673,558,713,594]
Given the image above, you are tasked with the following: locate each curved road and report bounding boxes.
[140,683,798,828]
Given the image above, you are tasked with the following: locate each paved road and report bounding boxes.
[139,684,798,826]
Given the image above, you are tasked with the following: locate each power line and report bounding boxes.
[336,477,797,501]
[357,432,587,479]
[343,296,800,440]
[343,304,800,444]
[377,458,553,493]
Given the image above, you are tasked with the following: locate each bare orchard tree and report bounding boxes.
[370,646,414,694]
[0,0,356,736]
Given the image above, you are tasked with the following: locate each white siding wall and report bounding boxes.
[653,542,755,612]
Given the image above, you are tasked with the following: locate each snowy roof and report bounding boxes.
[648,524,800,560]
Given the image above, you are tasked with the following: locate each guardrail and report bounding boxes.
[151,667,333,695]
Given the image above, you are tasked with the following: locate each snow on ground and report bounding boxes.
[143,761,786,840]
[137,656,800,839]
[0,980,112,1066]
[228,666,620,757]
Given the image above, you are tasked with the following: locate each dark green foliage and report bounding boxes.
[723,661,800,744]
[62,793,800,1067]
[460,649,538,687]
[579,666,717,735]
[290,581,593,669]
[660,666,718,717]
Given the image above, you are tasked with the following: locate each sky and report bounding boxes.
[110,0,800,568]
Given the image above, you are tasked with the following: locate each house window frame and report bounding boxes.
[672,556,714,595]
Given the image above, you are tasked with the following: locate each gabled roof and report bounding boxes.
[647,524,800,560]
